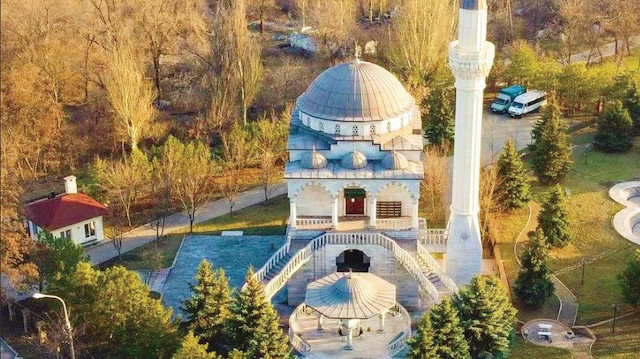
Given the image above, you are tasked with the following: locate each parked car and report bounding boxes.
[508,90,547,118]
[490,85,526,114]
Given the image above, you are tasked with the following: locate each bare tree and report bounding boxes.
[254,112,288,201]
[103,42,157,151]
[220,123,255,212]
[307,0,357,53]
[420,144,449,228]
[91,149,152,227]
[601,0,640,61]
[385,0,456,80]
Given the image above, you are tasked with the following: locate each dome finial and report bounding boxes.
[354,41,362,63]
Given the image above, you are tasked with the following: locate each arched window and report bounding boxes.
[386,122,392,133]
[352,125,359,136]
[369,125,376,135]
[306,116,311,126]
[335,124,341,135]
[319,122,324,132]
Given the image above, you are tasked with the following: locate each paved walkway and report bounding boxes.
[86,183,287,265]
[513,202,579,328]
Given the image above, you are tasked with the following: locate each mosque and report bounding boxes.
[253,1,495,356]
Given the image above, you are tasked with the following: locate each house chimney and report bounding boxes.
[64,175,77,194]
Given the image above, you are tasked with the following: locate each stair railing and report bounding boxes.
[288,303,312,356]
[252,226,293,284]
[416,242,459,294]
[261,232,441,303]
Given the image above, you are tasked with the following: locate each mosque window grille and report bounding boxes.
[319,122,324,132]
[352,125,359,136]
[335,124,341,135]
[369,125,376,135]
[386,122,392,133]
[306,117,311,126]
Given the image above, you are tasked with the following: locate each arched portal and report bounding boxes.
[336,249,370,272]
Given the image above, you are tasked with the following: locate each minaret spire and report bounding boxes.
[445,0,495,284]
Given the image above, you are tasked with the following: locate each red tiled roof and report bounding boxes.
[24,193,108,231]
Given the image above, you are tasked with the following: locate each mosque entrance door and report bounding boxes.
[336,249,370,272]
[345,188,365,215]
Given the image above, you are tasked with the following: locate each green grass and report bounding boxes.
[191,195,289,235]
[592,313,640,358]
[99,234,185,270]
[495,208,562,321]
[508,336,574,359]
[524,134,640,324]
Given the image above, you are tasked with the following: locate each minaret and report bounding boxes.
[445,0,495,284]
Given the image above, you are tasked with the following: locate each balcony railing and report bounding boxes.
[419,228,448,253]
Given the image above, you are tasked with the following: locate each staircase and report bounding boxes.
[261,239,310,283]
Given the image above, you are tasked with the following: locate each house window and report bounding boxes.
[386,122,392,133]
[352,125,359,136]
[84,222,96,238]
[60,230,71,239]
[335,124,341,135]
[319,122,324,132]
[369,125,376,135]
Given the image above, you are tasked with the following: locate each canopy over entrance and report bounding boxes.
[305,272,396,319]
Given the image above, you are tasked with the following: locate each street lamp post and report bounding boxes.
[33,293,75,359]
[612,303,620,333]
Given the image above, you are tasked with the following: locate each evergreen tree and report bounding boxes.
[430,300,471,359]
[538,184,571,247]
[514,229,555,307]
[453,276,517,358]
[496,139,531,210]
[182,260,232,354]
[172,331,216,359]
[608,71,640,135]
[424,83,455,149]
[36,231,87,291]
[229,267,290,359]
[619,249,640,307]
[530,103,573,184]
[406,312,438,359]
[594,101,634,153]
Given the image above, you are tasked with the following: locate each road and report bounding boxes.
[86,183,287,265]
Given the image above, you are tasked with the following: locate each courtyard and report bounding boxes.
[161,234,284,317]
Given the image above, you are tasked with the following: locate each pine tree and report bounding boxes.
[453,276,517,358]
[430,300,470,359]
[530,102,573,184]
[594,101,634,153]
[424,84,455,149]
[172,331,216,359]
[514,229,555,307]
[406,313,439,359]
[619,249,640,307]
[229,267,290,359]
[496,139,531,210]
[538,184,571,247]
[182,260,232,354]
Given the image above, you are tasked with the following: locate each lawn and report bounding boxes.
[508,336,574,359]
[592,313,640,358]
[494,208,562,321]
[527,133,640,324]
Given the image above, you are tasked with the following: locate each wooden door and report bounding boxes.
[346,196,365,215]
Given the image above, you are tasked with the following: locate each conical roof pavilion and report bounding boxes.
[305,272,396,319]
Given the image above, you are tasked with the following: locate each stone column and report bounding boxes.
[345,327,354,350]
[317,314,323,331]
[332,197,339,229]
[289,199,297,229]
[22,308,30,333]
[369,197,377,228]
[8,301,15,321]
[411,198,419,229]
[377,312,386,333]
[446,0,494,285]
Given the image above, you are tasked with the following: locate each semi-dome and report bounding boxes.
[341,149,367,169]
[382,151,409,170]
[297,60,414,122]
[301,149,327,169]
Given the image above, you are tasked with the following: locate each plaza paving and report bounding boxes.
[161,234,284,318]
[291,307,411,358]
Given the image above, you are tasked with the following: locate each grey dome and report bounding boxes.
[382,151,409,170]
[305,272,396,319]
[301,149,327,169]
[341,150,367,169]
[296,60,414,122]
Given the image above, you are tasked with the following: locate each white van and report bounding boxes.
[508,90,547,118]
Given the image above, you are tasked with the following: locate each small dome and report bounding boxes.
[301,149,327,169]
[296,60,414,122]
[341,150,367,169]
[382,151,409,170]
